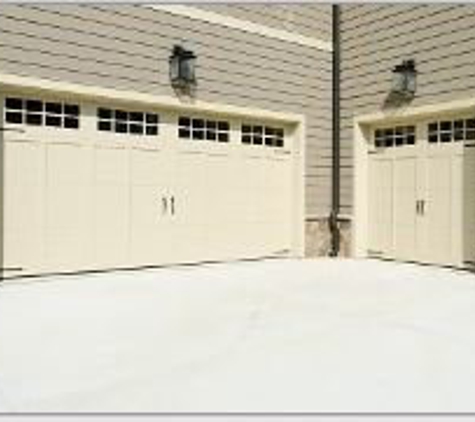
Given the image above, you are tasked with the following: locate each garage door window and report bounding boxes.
[241,124,284,147]
[4,97,80,129]
[178,116,229,142]
[374,125,415,148]
[97,107,159,136]
[428,118,475,143]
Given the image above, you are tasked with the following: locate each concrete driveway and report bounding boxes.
[1,258,475,412]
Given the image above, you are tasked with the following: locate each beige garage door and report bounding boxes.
[1,93,299,277]
[368,116,475,267]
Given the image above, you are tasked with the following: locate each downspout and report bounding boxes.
[329,3,341,257]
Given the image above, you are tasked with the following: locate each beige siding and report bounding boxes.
[194,4,332,42]
[0,4,333,218]
[340,4,475,214]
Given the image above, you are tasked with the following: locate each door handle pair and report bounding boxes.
[416,199,426,215]
[161,195,175,216]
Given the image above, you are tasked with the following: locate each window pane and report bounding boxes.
[46,115,61,127]
[466,129,475,140]
[146,125,158,136]
[64,104,79,116]
[242,125,251,134]
[192,129,204,140]
[115,121,127,133]
[179,116,190,127]
[6,97,23,110]
[130,123,143,134]
[26,113,42,125]
[193,119,204,129]
[115,110,127,121]
[179,128,190,138]
[275,138,284,148]
[454,120,464,141]
[218,121,229,131]
[26,100,43,112]
[218,132,229,142]
[64,117,79,129]
[242,135,252,144]
[466,119,475,130]
[98,121,112,131]
[130,112,144,122]
[46,102,62,114]
[265,136,274,146]
[146,113,158,124]
[428,122,438,133]
[406,134,415,145]
[440,132,451,143]
[253,135,263,145]
[206,120,217,130]
[429,133,438,143]
[440,121,452,132]
[206,130,217,140]
[384,128,393,147]
[98,108,112,119]
[253,125,263,134]
[265,127,275,136]
[5,111,22,124]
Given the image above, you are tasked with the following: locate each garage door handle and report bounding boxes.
[162,196,168,215]
[421,200,425,215]
[416,200,420,215]
[170,196,175,216]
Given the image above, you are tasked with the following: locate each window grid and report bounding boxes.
[97,107,159,137]
[241,124,284,148]
[374,125,416,148]
[178,116,230,142]
[5,97,80,129]
[428,118,475,144]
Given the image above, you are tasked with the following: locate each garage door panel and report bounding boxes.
[3,141,45,274]
[368,158,393,257]
[393,158,417,261]
[94,184,129,267]
[368,119,470,268]
[130,148,170,186]
[2,94,299,275]
[95,148,129,185]
[463,149,475,265]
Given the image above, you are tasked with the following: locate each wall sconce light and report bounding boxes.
[391,59,417,97]
[169,44,196,89]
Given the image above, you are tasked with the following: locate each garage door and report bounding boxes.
[368,117,475,267]
[1,93,300,277]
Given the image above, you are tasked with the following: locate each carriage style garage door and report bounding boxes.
[1,91,302,277]
[368,115,475,268]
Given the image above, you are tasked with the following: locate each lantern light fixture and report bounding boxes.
[169,44,196,89]
[391,59,417,97]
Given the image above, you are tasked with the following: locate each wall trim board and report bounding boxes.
[145,5,333,52]
[0,73,304,124]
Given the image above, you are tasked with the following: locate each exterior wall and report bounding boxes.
[0,4,333,239]
[341,4,475,215]
[340,4,475,255]
[195,4,332,40]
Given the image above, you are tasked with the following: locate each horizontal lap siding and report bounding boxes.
[0,4,333,218]
[195,4,332,42]
[340,4,475,213]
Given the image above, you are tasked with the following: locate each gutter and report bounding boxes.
[329,4,341,257]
